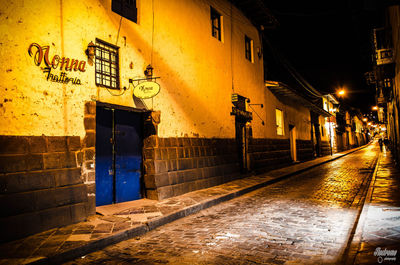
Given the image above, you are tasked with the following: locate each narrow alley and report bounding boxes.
[64,143,390,264]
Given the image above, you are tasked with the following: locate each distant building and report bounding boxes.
[368,3,399,163]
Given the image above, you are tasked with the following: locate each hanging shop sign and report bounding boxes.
[133,81,161,99]
[231,107,253,121]
[230,93,252,121]
[28,43,86,85]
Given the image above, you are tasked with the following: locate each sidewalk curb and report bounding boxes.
[341,151,381,264]
[31,144,370,264]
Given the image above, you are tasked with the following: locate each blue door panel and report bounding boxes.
[115,110,142,202]
[115,157,141,202]
[95,107,114,206]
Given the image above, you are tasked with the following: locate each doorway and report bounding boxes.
[289,124,297,162]
[95,105,143,206]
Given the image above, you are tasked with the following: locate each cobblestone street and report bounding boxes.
[65,144,380,265]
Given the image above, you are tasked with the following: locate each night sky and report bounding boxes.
[263,0,387,113]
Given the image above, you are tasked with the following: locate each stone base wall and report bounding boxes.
[296,139,313,161]
[82,102,96,216]
[321,140,331,156]
[249,138,291,173]
[0,136,88,243]
[143,136,240,200]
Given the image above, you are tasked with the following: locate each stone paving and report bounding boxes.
[0,145,367,265]
[349,148,400,265]
[64,144,380,264]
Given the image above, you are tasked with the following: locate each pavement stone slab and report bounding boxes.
[347,149,400,265]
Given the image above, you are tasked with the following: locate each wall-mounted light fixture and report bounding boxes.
[85,41,96,65]
[144,64,154,80]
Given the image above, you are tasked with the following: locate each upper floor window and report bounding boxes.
[276,109,284,135]
[245,35,253,62]
[211,7,222,41]
[95,39,120,90]
[112,0,137,23]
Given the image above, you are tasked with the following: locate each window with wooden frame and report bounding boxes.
[245,35,253,62]
[276,109,284,135]
[211,7,222,41]
[95,39,120,90]
[112,0,137,23]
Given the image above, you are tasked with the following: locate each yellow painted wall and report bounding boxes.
[262,89,311,140]
[0,0,260,139]
[0,0,311,141]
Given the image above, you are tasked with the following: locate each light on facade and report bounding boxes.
[85,41,96,60]
[144,64,154,80]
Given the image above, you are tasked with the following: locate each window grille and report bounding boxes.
[95,39,120,90]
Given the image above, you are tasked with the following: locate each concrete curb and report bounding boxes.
[31,144,370,264]
[341,150,381,264]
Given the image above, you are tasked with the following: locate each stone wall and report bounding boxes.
[296,139,314,161]
[321,140,331,156]
[82,102,96,216]
[142,136,240,200]
[248,138,292,173]
[0,136,88,243]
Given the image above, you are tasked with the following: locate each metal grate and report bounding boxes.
[95,39,120,90]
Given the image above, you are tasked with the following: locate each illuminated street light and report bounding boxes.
[363,118,368,122]
[367,122,372,126]
[337,89,345,96]
[372,106,378,111]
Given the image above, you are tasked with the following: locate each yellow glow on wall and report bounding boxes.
[275,109,284,136]
[0,0,312,142]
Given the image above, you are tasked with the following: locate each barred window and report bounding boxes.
[95,39,120,90]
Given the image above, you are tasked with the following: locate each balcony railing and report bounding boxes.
[375,48,394,65]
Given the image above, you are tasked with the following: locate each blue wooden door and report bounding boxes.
[96,107,142,206]
[115,110,142,202]
[95,107,114,206]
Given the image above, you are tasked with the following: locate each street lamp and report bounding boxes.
[372,106,378,111]
[337,89,346,97]
[363,118,368,122]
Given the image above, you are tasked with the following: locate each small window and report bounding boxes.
[211,7,222,41]
[276,109,284,135]
[245,35,253,62]
[112,0,137,23]
[95,39,120,90]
